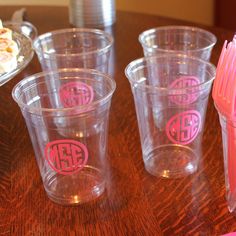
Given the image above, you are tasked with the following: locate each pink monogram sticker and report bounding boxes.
[59,82,94,108]
[169,76,200,105]
[166,110,201,145]
[45,140,88,175]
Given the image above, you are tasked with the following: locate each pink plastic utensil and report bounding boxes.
[212,36,236,212]
[213,40,236,115]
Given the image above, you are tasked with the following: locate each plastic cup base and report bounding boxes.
[44,165,105,205]
[144,144,198,178]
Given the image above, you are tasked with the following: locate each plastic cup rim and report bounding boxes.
[138,25,217,53]
[125,54,216,93]
[33,28,114,58]
[12,68,116,114]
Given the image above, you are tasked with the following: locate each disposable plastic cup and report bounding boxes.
[217,111,236,213]
[12,68,116,205]
[125,54,216,178]
[33,28,113,73]
[139,26,217,61]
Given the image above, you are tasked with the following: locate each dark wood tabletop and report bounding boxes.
[0,5,236,236]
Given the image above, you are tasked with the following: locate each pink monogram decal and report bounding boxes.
[169,76,200,105]
[45,140,88,175]
[59,82,94,108]
[166,110,201,145]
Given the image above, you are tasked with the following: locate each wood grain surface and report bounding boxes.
[0,5,236,236]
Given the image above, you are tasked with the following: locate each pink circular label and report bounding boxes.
[165,110,201,145]
[169,76,200,105]
[59,82,94,108]
[44,140,88,175]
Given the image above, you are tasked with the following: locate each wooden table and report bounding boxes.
[0,5,236,236]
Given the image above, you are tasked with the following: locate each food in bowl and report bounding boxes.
[0,19,19,74]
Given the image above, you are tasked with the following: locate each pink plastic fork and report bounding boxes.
[212,37,236,209]
[212,40,228,101]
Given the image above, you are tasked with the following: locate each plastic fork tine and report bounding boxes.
[216,42,235,110]
[222,42,236,100]
[219,42,234,96]
[227,55,236,116]
[217,40,228,69]
[229,67,236,116]
[232,63,236,114]
[225,43,236,106]
[213,40,228,99]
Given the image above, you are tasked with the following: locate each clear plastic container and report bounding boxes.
[33,28,113,74]
[125,54,216,178]
[12,68,116,205]
[139,26,217,61]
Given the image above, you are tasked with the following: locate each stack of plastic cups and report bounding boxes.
[69,0,116,28]
[17,3,116,206]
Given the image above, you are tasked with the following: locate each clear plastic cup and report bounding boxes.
[12,68,116,205]
[217,111,236,213]
[33,28,113,73]
[139,26,217,61]
[125,54,216,178]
